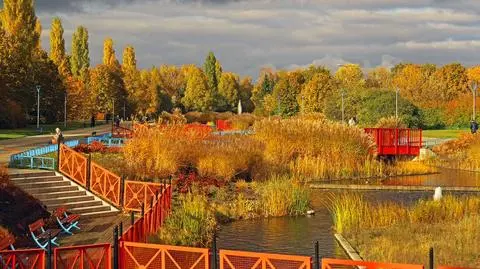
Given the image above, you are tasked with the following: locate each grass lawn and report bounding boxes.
[0,121,106,140]
[423,129,469,139]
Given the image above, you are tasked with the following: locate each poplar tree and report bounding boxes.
[35,18,41,49]
[122,45,140,113]
[204,51,220,93]
[49,17,71,76]
[70,26,89,77]
[103,37,118,67]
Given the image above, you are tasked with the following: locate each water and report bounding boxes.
[217,169,480,259]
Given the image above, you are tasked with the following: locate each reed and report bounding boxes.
[253,175,310,217]
[157,189,216,247]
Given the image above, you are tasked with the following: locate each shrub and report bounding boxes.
[375,116,407,128]
[157,190,216,247]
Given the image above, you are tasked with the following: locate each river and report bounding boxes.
[216,168,480,259]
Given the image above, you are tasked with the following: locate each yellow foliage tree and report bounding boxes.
[335,64,365,89]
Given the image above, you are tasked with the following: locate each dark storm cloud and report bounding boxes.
[34,0,480,77]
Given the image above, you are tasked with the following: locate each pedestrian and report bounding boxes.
[90,115,96,128]
[52,128,64,144]
[348,116,357,126]
[115,115,120,127]
[471,120,478,134]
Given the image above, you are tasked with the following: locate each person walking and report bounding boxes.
[348,116,357,126]
[90,115,96,128]
[471,120,478,134]
[52,128,64,144]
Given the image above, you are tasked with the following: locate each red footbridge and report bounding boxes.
[364,128,422,157]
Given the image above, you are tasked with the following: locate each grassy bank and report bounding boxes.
[154,176,310,247]
[423,129,468,139]
[330,193,480,267]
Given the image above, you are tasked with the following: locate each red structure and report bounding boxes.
[364,128,422,156]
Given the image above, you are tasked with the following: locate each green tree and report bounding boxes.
[204,51,220,93]
[272,71,304,116]
[70,26,89,77]
[182,67,213,111]
[217,72,239,111]
[300,72,334,113]
[239,77,255,113]
[252,69,276,115]
[88,64,126,114]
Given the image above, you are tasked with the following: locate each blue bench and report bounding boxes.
[28,219,60,250]
[54,207,80,235]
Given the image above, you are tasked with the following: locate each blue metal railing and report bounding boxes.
[9,133,126,170]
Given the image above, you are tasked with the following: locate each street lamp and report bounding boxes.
[64,91,67,128]
[471,81,478,121]
[395,87,399,119]
[36,85,41,129]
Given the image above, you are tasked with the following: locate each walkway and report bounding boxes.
[0,125,112,165]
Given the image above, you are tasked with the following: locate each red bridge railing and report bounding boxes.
[364,128,423,156]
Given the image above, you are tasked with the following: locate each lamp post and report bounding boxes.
[395,87,399,119]
[341,89,345,123]
[471,81,478,121]
[64,91,67,128]
[36,85,41,129]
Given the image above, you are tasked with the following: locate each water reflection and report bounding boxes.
[384,168,480,187]
[217,187,480,260]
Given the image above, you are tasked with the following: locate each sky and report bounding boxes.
[30,0,480,77]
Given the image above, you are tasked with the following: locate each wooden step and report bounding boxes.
[48,200,103,210]
[9,172,56,179]
[70,205,111,214]
[22,185,78,194]
[81,210,119,218]
[42,196,95,206]
[15,181,71,189]
[32,190,86,200]
[10,176,64,184]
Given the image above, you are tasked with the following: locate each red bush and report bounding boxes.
[174,172,225,194]
[73,141,109,154]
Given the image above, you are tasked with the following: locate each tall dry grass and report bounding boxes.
[433,133,480,171]
[332,193,480,267]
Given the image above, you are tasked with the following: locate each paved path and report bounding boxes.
[0,125,112,165]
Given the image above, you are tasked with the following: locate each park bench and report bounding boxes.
[54,207,80,235]
[0,233,15,251]
[28,219,60,250]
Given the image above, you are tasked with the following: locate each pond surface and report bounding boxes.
[217,169,480,259]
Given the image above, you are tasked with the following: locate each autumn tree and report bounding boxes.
[122,45,140,114]
[103,37,119,67]
[35,18,41,49]
[159,65,185,100]
[217,72,239,111]
[366,67,392,89]
[70,26,89,77]
[300,71,334,113]
[182,67,213,111]
[335,64,365,90]
[252,69,276,115]
[393,64,425,105]
[431,63,468,102]
[49,17,70,77]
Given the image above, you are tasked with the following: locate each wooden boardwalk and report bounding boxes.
[58,213,131,246]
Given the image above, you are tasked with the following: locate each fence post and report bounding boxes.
[212,232,218,269]
[119,222,123,237]
[141,203,145,217]
[86,153,92,191]
[315,241,320,269]
[130,211,135,226]
[47,233,52,269]
[120,177,125,208]
[56,142,61,171]
[113,226,119,269]
[429,247,434,269]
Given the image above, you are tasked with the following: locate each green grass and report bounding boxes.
[0,121,107,140]
[423,129,469,139]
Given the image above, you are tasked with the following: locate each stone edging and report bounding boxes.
[310,184,480,192]
[334,233,363,261]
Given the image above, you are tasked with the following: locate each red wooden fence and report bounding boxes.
[54,243,111,269]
